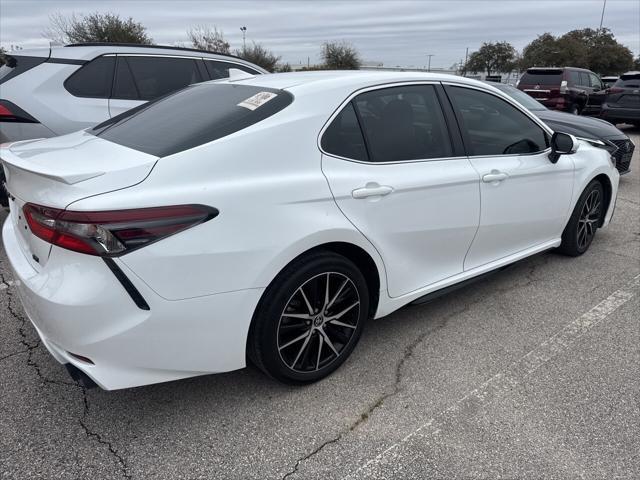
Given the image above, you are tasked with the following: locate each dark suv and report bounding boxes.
[518,67,605,115]
[600,71,640,126]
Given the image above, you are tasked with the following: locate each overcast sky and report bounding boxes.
[1,0,638,68]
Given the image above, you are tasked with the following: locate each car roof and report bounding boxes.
[526,66,594,73]
[11,43,267,72]
[218,70,495,93]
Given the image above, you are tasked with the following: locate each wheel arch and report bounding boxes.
[592,173,613,227]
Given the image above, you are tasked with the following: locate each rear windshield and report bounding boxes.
[614,74,640,88]
[92,83,293,157]
[0,55,47,85]
[520,70,563,86]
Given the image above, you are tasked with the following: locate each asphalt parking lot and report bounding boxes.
[1,128,638,480]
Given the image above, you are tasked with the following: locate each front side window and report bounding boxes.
[353,85,452,162]
[123,56,202,100]
[589,73,602,89]
[448,86,548,156]
[65,56,115,98]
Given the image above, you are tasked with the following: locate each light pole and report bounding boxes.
[240,26,247,52]
[426,54,434,72]
[599,0,607,30]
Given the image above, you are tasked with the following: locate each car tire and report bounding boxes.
[558,180,604,256]
[248,251,369,384]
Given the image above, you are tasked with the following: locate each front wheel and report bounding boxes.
[248,251,369,384]
[559,180,604,256]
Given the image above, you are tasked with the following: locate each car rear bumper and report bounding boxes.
[2,217,263,390]
[0,123,56,143]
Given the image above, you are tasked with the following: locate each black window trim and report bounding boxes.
[318,81,465,165]
[441,82,554,159]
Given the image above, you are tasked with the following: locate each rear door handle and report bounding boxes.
[352,182,394,199]
[482,171,509,183]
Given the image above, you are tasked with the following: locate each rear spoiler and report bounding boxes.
[0,143,105,185]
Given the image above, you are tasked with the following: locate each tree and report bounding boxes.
[275,63,292,73]
[633,56,640,70]
[0,46,6,66]
[520,28,633,75]
[464,41,517,76]
[187,25,230,54]
[236,42,280,72]
[44,12,152,44]
[321,41,361,69]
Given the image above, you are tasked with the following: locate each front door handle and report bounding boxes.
[482,170,509,183]
[352,182,394,199]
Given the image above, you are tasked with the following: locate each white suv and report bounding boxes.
[0,43,266,142]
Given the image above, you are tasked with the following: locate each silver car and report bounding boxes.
[0,43,266,142]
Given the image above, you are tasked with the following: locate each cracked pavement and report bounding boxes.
[1,128,639,479]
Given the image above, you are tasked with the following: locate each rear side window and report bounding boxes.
[354,85,452,162]
[65,56,115,98]
[204,60,259,80]
[569,71,581,85]
[0,55,47,85]
[123,56,202,100]
[448,86,548,156]
[322,103,368,161]
[520,70,563,86]
[92,84,293,157]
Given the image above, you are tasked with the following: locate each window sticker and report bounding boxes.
[237,91,278,110]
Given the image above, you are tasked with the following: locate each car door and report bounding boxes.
[583,72,606,115]
[444,84,574,271]
[108,55,204,117]
[321,84,480,298]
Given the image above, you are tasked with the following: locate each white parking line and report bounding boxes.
[347,273,640,479]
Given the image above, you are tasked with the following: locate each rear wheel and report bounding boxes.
[248,251,369,384]
[559,180,604,256]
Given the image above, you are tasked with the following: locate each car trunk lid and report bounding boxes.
[1,130,158,269]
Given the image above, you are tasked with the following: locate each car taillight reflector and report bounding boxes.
[23,203,218,256]
[607,87,624,94]
[0,100,37,122]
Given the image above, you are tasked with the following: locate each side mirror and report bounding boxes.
[549,132,578,163]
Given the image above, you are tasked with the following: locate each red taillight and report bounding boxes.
[0,100,37,122]
[0,104,14,118]
[607,87,624,94]
[23,203,218,256]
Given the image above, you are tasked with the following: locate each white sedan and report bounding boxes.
[1,71,619,390]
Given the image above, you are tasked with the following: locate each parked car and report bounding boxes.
[0,43,266,142]
[518,67,606,115]
[600,71,640,127]
[601,76,619,89]
[1,72,619,390]
[490,81,634,174]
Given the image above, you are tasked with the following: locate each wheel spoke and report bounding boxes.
[328,319,357,329]
[327,301,359,321]
[319,328,339,357]
[279,330,310,351]
[316,333,324,370]
[324,273,331,308]
[282,312,313,319]
[291,332,313,368]
[298,287,315,315]
[327,278,348,310]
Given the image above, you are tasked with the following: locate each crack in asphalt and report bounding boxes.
[281,254,550,479]
[0,265,132,479]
